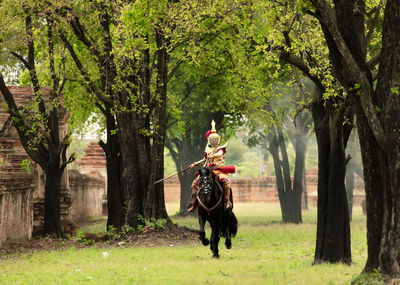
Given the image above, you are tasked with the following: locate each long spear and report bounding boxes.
[154,159,205,184]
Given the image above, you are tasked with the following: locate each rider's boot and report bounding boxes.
[187,179,199,212]
[222,181,232,210]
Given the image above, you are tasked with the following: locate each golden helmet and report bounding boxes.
[205,120,220,144]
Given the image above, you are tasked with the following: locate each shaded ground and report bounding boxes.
[0,221,199,258]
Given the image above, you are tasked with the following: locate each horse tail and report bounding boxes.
[229,211,238,237]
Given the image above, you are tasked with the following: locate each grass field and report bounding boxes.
[0,202,371,284]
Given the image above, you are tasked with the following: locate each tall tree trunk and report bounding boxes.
[356,110,384,272]
[280,38,353,262]
[121,115,145,228]
[43,165,64,238]
[284,112,310,212]
[277,127,302,223]
[268,128,289,222]
[166,138,193,215]
[311,0,400,275]
[124,29,170,226]
[365,0,400,274]
[279,3,355,263]
[268,126,303,223]
[292,126,307,220]
[100,114,125,230]
[174,141,201,214]
[312,102,351,264]
[145,30,169,220]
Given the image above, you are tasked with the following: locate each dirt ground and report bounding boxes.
[0,222,199,258]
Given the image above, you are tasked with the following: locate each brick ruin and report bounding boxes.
[0,87,77,245]
[0,87,105,246]
[164,166,366,206]
[71,142,107,221]
[0,135,34,246]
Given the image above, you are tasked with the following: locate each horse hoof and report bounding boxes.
[225,240,232,249]
[202,239,210,246]
[212,254,220,259]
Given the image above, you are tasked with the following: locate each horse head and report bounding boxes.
[198,166,215,204]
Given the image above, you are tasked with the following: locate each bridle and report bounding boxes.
[197,173,224,215]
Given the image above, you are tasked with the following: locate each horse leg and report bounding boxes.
[198,214,209,246]
[211,226,220,258]
[224,211,232,249]
[209,224,215,252]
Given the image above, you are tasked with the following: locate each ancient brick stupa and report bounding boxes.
[78,142,107,179]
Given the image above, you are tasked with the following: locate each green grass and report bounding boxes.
[0,202,369,284]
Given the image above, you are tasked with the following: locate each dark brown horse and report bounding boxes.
[197,167,238,258]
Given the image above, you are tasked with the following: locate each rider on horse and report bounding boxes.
[187,120,235,212]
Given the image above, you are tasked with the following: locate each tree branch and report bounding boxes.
[0,73,48,167]
[167,58,184,83]
[312,1,387,151]
[25,14,48,118]
[279,51,325,93]
[165,137,181,167]
[69,16,99,57]
[59,32,113,105]
[61,143,75,173]
[10,52,29,68]
[367,53,381,69]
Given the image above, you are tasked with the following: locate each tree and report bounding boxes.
[58,0,171,227]
[0,3,74,237]
[246,79,311,224]
[166,54,248,213]
[58,0,251,228]
[165,62,226,214]
[247,0,354,263]
[308,0,400,278]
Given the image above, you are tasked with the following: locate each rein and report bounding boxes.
[197,178,224,215]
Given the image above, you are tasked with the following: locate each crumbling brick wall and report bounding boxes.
[69,169,105,222]
[0,172,35,246]
[0,134,35,246]
[74,142,107,218]
[164,173,366,206]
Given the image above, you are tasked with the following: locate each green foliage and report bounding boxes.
[165,1,265,171]
[76,230,95,246]
[121,225,135,235]
[148,218,167,230]
[107,225,117,237]
[20,159,31,174]
[136,215,167,231]
[351,269,384,285]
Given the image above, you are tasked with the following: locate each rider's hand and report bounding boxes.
[189,163,195,169]
[207,153,214,159]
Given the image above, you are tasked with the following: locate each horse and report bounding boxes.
[196,166,238,258]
